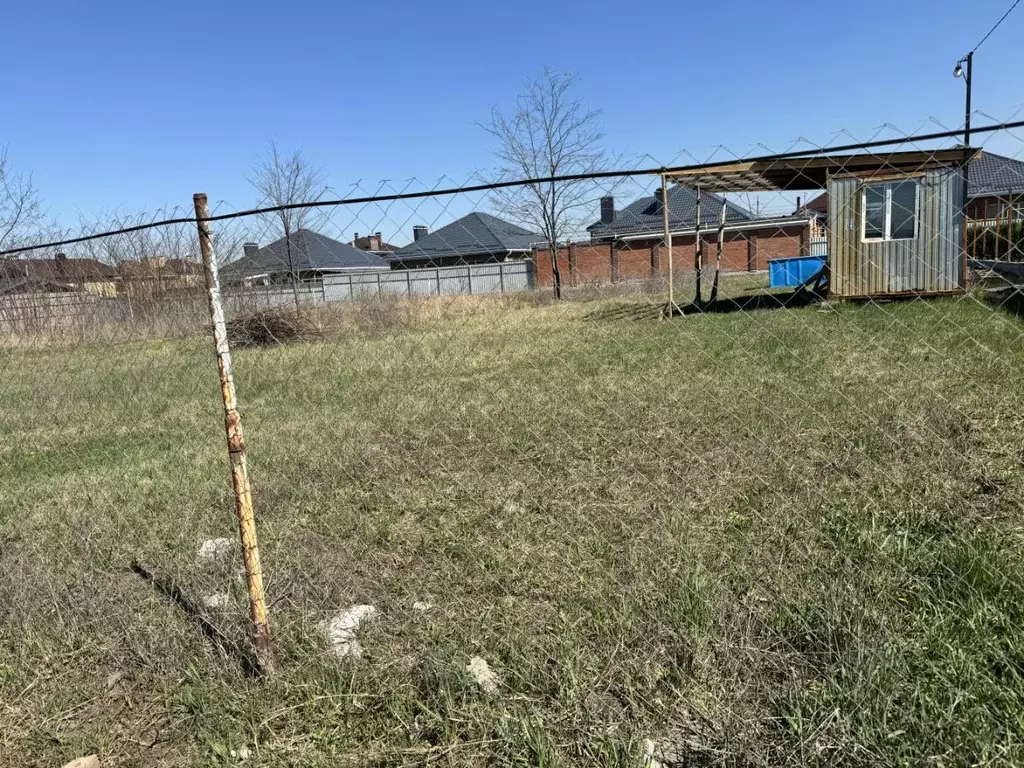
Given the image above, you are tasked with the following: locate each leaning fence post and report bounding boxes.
[193,193,275,677]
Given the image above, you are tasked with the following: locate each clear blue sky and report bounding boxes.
[3,0,1023,231]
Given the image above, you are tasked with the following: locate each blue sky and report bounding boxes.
[3,0,1023,235]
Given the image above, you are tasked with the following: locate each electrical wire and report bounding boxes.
[970,0,1022,53]
[2,118,1023,257]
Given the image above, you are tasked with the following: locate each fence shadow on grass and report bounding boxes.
[583,288,823,323]
[984,285,1024,322]
[129,560,259,678]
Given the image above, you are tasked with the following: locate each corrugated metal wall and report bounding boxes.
[829,167,964,298]
[224,261,534,312]
[323,261,533,301]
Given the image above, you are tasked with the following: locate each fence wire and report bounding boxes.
[3,119,1024,767]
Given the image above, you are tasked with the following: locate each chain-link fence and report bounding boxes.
[4,118,1024,767]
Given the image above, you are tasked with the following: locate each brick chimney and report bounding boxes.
[600,196,615,225]
[243,242,259,260]
[413,225,428,242]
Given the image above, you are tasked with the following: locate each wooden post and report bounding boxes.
[997,197,1003,261]
[709,193,727,304]
[694,184,704,308]
[193,193,274,677]
[662,173,680,317]
[1009,193,1017,261]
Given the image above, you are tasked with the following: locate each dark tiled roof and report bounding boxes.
[390,212,541,263]
[588,185,754,238]
[0,257,118,285]
[968,152,1024,198]
[225,229,389,277]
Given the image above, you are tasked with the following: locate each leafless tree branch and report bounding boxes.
[483,69,609,299]
[0,146,44,252]
[248,141,327,309]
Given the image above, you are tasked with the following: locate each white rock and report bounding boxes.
[203,592,231,610]
[229,746,251,759]
[61,757,100,768]
[642,739,664,768]
[320,604,376,658]
[502,500,524,515]
[641,738,683,768]
[467,655,499,693]
[197,537,232,563]
[412,601,433,612]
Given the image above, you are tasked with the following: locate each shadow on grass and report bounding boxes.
[583,288,823,323]
[984,285,1024,323]
[129,560,259,678]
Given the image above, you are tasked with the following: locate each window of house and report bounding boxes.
[862,180,919,241]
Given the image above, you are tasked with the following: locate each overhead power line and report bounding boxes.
[970,0,1022,53]
[3,118,1024,257]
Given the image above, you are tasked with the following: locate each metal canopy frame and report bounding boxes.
[658,148,980,313]
[664,148,981,193]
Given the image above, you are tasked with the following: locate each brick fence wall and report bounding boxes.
[533,225,808,287]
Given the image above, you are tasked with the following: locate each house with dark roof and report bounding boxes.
[351,232,400,257]
[587,186,766,241]
[0,254,120,296]
[389,212,541,269]
[963,152,1024,221]
[223,229,390,285]
[118,257,204,297]
[551,187,812,285]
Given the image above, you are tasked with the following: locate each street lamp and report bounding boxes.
[954,51,973,146]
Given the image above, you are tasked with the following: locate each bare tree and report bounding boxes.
[248,141,327,310]
[0,146,44,252]
[484,69,607,299]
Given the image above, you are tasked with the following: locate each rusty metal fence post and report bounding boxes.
[193,192,275,677]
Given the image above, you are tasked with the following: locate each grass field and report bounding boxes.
[3,287,1024,766]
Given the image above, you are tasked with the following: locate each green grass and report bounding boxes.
[3,287,1024,766]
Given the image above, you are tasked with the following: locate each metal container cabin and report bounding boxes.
[828,165,965,299]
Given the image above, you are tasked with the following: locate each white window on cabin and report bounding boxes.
[862,180,919,241]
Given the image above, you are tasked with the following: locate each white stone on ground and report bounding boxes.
[467,656,499,693]
[61,756,100,768]
[320,604,376,658]
[641,738,683,768]
[203,592,231,610]
[412,601,433,612]
[197,537,232,563]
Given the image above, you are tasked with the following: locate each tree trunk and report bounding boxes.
[549,244,562,300]
[286,229,301,311]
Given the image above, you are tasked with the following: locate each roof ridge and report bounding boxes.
[469,211,507,245]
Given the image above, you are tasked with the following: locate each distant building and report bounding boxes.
[585,187,811,272]
[0,253,119,296]
[118,257,203,296]
[388,212,540,269]
[351,232,400,257]
[223,229,390,285]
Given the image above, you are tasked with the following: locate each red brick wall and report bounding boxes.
[617,242,654,281]
[533,225,807,287]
